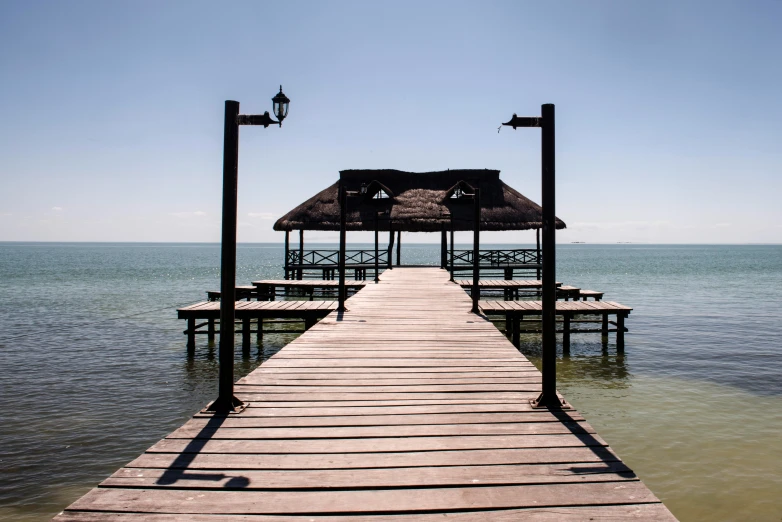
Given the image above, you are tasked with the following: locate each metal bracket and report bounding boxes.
[503,113,542,129]
[238,112,279,128]
[530,394,572,410]
[202,396,248,414]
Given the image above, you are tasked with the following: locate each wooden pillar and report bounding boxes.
[471,188,480,314]
[440,226,447,268]
[257,318,263,343]
[374,213,380,283]
[207,318,215,343]
[304,316,316,330]
[505,312,512,338]
[536,228,541,280]
[602,314,609,337]
[396,230,401,266]
[338,183,347,312]
[563,314,570,354]
[449,221,454,281]
[284,230,290,280]
[187,317,196,352]
[512,315,521,347]
[241,317,251,354]
[298,229,304,280]
[388,228,394,270]
[617,313,625,352]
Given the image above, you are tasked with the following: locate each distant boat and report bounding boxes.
[571,241,585,244]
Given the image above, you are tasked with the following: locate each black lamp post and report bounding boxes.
[502,104,568,410]
[208,86,290,414]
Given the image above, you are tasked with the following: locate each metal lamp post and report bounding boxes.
[502,104,568,410]
[208,86,290,414]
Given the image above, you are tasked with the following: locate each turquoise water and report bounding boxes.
[0,242,781,521]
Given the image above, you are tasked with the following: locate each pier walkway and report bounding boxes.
[57,267,673,520]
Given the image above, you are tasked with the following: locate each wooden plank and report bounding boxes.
[61,267,662,521]
[103,461,635,489]
[57,503,676,520]
[65,482,662,514]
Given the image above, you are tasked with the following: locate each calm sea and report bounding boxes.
[0,242,781,521]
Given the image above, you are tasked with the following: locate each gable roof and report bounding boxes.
[273,169,566,232]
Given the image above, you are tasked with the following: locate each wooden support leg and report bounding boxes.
[304,316,316,330]
[187,317,196,353]
[257,318,263,343]
[505,313,512,338]
[617,313,625,353]
[563,315,571,354]
[504,268,513,280]
[601,313,609,348]
[242,318,251,355]
[207,318,215,343]
[512,315,521,347]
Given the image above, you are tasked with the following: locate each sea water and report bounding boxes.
[0,242,780,521]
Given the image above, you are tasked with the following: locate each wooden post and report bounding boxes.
[242,317,251,355]
[440,225,447,268]
[298,229,304,280]
[210,100,243,412]
[449,220,454,281]
[257,318,263,343]
[338,183,347,312]
[617,313,625,352]
[284,230,290,280]
[304,316,316,330]
[207,318,215,343]
[513,315,521,347]
[187,317,196,352]
[388,228,394,270]
[536,228,541,280]
[471,188,480,314]
[602,314,609,337]
[533,103,563,409]
[374,213,380,283]
[396,230,401,266]
[563,314,570,354]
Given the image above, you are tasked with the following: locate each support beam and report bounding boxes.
[471,188,480,314]
[449,221,454,281]
[396,230,401,266]
[440,226,447,268]
[298,229,304,280]
[617,313,625,352]
[536,228,541,280]
[284,231,290,280]
[388,228,394,270]
[374,214,380,283]
[338,183,347,312]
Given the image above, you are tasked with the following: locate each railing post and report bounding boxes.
[338,182,347,312]
[396,230,401,266]
[472,188,480,314]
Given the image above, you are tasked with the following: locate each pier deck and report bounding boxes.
[58,267,672,520]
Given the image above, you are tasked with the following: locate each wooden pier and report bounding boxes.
[58,267,671,520]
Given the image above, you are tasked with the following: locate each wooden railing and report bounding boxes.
[449,248,540,266]
[287,249,389,267]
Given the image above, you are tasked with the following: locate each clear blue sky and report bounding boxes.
[1,1,780,243]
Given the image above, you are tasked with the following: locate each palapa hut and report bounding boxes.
[274,169,565,279]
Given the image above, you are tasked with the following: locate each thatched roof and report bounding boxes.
[273,169,566,232]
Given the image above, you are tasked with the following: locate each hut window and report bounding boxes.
[372,189,390,199]
[451,186,468,199]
